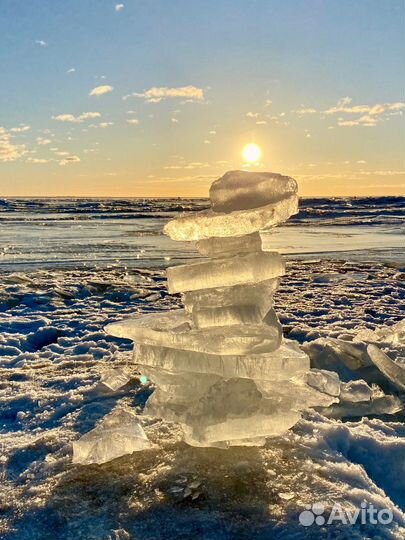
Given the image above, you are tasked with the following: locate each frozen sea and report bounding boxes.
[0,196,405,539]
[1,196,404,271]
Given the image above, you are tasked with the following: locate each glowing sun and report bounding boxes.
[242,143,262,163]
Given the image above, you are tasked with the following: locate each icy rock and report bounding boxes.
[367,344,405,392]
[176,373,337,447]
[107,309,282,355]
[192,305,275,329]
[304,338,373,373]
[167,251,284,293]
[304,369,341,397]
[72,409,152,465]
[179,378,302,446]
[340,380,373,403]
[196,232,263,259]
[106,310,191,339]
[318,395,403,419]
[256,376,339,409]
[163,193,298,241]
[135,339,310,380]
[103,169,348,448]
[100,366,131,391]
[183,278,278,315]
[356,319,405,346]
[142,363,337,440]
[140,366,221,412]
[209,170,298,213]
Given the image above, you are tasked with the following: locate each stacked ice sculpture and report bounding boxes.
[106,171,338,448]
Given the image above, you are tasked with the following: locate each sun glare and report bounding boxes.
[242,143,262,163]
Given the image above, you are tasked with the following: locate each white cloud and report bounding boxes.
[89,85,114,97]
[66,68,76,74]
[35,40,47,47]
[115,3,125,11]
[10,125,31,133]
[80,112,101,120]
[28,158,49,164]
[171,117,179,123]
[126,118,139,125]
[256,120,267,125]
[209,130,217,135]
[52,112,101,123]
[37,137,52,145]
[325,97,405,120]
[292,96,405,128]
[59,155,81,166]
[124,85,204,103]
[295,107,317,114]
[53,114,78,123]
[89,122,114,129]
[0,127,26,162]
[246,112,259,118]
[164,161,210,170]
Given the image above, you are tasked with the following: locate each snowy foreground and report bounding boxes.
[1,259,405,539]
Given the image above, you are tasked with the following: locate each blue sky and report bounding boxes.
[0,0,404,196]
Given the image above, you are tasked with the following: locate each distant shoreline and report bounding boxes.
[2,195,405,200]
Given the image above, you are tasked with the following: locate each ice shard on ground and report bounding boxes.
[72,408,152,465]
[103,169,375,449]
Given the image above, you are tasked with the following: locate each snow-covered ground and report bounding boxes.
[1,259,405,539]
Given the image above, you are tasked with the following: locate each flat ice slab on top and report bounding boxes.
[164,193,298,241]
[209,170,298,213]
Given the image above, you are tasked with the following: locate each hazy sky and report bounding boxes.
[1,0,404,197]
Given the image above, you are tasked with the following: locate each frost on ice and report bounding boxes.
[106,170,346,449]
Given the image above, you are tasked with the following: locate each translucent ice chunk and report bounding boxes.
[106,309,282,355]
[183,278,279,315]
[179,378,302,446]
[340,380,373,403]
[164,194,298,241]
[367,344,405,392]
[72,409,151,465]
[318,395,403,419]
[192,305,274,329]
[135,339,310,380]
[167,251,285,293]
[196,232,263,259]
[100,367,131,391]
[304,369,341,397]
[356,319,405,346]
[186,410,302,446]
[106,310,191,338]
[209,170,298,213]
[255,376,339,409]
[304,338,372,373]
[140,365,221,410]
